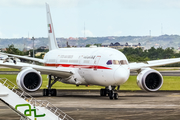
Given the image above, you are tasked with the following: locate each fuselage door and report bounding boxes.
[94,56,101,70]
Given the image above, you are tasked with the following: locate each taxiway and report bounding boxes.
[0,90,180,120]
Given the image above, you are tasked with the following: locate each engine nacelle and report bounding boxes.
[16,68,42,92]
[137,68,163,92]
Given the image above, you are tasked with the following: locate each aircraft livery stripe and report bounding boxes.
[45,64,111,69]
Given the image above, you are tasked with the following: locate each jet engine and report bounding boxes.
[137,68,163,92]
[16,68,42,92]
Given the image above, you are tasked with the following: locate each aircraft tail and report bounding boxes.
[46,3,59,50]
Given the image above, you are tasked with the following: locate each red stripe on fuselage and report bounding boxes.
[45,64,111,69]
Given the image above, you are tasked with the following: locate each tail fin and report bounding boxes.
[46,3,59,50]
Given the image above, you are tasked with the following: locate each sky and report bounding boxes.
[0,0,180,38]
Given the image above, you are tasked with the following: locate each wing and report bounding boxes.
[129,58,180,71]
[0,60,73,78]
[0,52,45,63]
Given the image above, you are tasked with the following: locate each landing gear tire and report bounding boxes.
[43,75,60,97]
[50,89,57,96]
[43,89,49,96]
[114,93,118,100]
[101,86,120,100]
[109,90,114,100]
[100,89,103,96]
[43,89,57,96]
[100,89,107,96]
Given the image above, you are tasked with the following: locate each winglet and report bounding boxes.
[46,3,59,50]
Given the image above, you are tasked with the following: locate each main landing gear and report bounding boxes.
[100,85,120,100]
[43,75,59,96]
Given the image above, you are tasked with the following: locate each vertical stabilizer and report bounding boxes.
[46,3,59,50]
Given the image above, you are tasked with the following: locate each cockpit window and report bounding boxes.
[106,60,112,65]
[107,60,127,65]
[119,60,127,65]
[113,60,120,65]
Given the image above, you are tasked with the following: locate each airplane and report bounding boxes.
[0,3,180,100]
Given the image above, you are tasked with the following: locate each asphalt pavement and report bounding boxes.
[0,90,180,120]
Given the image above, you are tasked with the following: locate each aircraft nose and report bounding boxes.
[114,66,130,84]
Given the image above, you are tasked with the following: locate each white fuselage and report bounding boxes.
[43,47,130,86]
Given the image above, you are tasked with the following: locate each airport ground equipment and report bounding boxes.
[0,78,73,120]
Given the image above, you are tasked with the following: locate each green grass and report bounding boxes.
[160,76,180,90]
[0,68,20,71]
[153,67,180,71]
[155,69,180,71]
[0,74,180,90]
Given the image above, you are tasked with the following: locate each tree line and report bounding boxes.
[120,47,180,67]
[4,44,48,59]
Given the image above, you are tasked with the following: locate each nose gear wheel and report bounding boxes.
[100,86,119,100]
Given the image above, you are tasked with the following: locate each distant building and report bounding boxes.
[176,47,180,53]
[38,46,48,50]
[101,42,144,50]
[35,52,45,57]
[101,43,111,47]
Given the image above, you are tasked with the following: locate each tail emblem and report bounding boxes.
[48,24,52,33]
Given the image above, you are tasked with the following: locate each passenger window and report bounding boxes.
[106,60,112,65]
[120,60,127,65]
[113,60,120,65]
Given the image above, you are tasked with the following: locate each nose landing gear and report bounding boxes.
[100,85,120,100]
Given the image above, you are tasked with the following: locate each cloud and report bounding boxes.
[165,1,180,8]
[12,33,21,38]
[1,0,180,9]
[81,30,94,37]
[119,0,180,9]
[106,26,122,36]
[114,31,122,36]
[0,0,80,8]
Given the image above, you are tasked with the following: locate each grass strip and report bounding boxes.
[0,68,20,71]
[0,74,179,90]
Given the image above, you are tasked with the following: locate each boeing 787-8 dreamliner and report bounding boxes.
[0,3,180,100]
